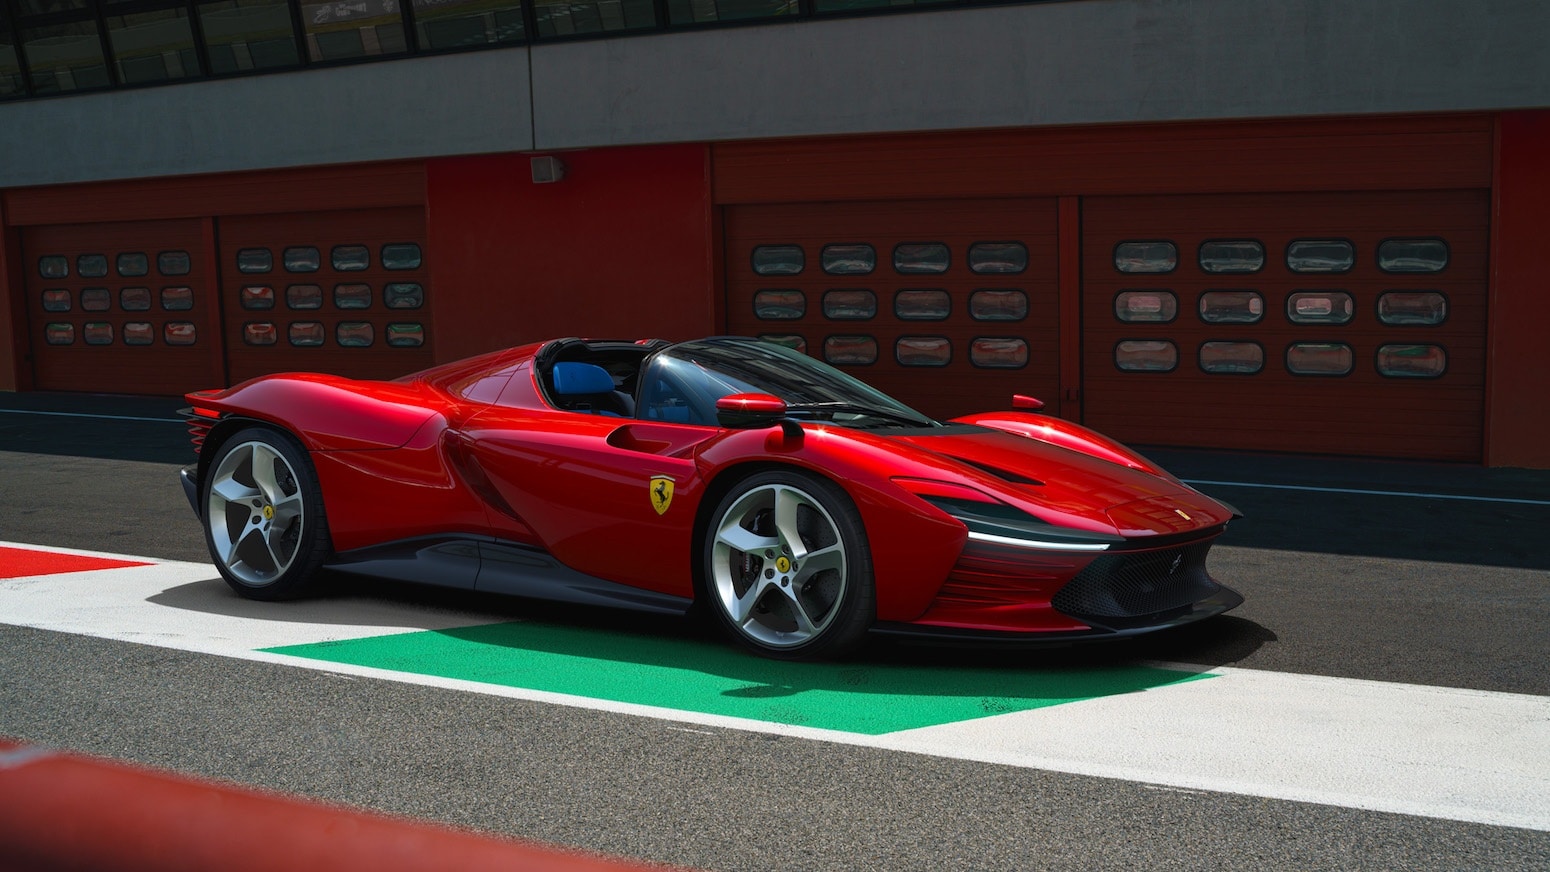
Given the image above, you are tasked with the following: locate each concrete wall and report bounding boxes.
[3,0,1550,186]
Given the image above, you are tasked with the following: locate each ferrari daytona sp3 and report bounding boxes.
[180,336,1242,659]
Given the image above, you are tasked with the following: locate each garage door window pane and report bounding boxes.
[893,243,949,275]
[385,283,424,309]
[382,243,422,270]
[158,251,191,276]
[287,284,323,310]
[386,323,424,347]
[821,244,875,276]
[161,287,194,310]
[823,289,876,320]
[237,248,272,273]
[824,335,877,366]
[1114,241,1177,274]
[1199,291,1263,324]
[894,289,950,321]
[46,323,74,345]
[164,322,197,346]
[331,245,370,271]
[283,247,320,273]
[1287,291,1354,325]
[971,337,1029,369]
[1115,340,1177,372]
[1199,240,1264,274]
[334,283,372,309]
[337,321,375,347]
[759,334,806,353]
[1377,344,1447,378]
[84,322,113,345]
[243,322,278,346]
[752,245,804,276]
[123,322,155,346]
[1286,342,1353,376]
[896,336,950,367]
[39,256,69,279]
[120,287,152,311]
[289,322,325,346]
[753,289,805,320]
[968,242,1027,275]
[1287,239,1354,274]
[240,285,275,310]
[969,289,1027,322]
[1115,290,1177,323]
[42,289,71,312]
[117,252,149,277]
[81,288,111,311]
[1199,341,1264,374]
[1378,239,1449,273]
[77,254,108,278]
[1377,291,1448,326]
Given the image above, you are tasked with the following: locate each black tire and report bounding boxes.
[702,469,875,660]
[201,426,332,601]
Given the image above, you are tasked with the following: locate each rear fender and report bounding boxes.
[186,374,440,452]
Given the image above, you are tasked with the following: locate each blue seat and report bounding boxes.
[552,362,634,416]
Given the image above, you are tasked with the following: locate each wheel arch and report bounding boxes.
[197,416,303,489]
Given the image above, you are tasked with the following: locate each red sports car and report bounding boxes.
[180,336,1242,659]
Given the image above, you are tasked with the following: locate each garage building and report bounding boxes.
[2,0,1547,466]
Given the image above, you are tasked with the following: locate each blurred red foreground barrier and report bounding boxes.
[0,739,675,872]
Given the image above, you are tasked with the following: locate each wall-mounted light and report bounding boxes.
[530,156,566,184]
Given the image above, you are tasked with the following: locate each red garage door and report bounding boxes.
[725,199,1062,420]
[1081,190,1489,461]
[22,219,221,395]
[218,207,432,385]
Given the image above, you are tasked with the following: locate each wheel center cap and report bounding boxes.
[774,556,791,573]
[262,505,274,520]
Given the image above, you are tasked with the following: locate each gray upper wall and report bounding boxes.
[4,0,1548,188]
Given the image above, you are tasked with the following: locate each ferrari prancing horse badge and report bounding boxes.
[649,476,675,515]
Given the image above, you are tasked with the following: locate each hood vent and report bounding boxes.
[950,456,1044,486]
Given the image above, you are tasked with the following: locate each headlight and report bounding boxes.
[892,478,1123,552]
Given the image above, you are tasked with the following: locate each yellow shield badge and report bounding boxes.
[649,476,675,515]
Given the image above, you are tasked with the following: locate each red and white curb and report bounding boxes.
[2,541,1547,832]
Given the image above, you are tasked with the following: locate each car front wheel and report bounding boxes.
[202,427,331,600]
[704,470,874,659]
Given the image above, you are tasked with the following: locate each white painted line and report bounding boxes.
[884,666,1550,833]
[1,543,1546,832]
[0,409,183,424]
[1183,478,1550,507]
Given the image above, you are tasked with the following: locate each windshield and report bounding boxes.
[637,337,940,429]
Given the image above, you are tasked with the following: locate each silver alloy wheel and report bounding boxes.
[206,439,306,586]
[709,482,849,649]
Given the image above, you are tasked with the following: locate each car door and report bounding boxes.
[460,402,717,599]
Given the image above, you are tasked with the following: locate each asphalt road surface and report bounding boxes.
[1,392,1547,870]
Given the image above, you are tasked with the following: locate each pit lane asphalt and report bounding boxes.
[1,392,1547,869]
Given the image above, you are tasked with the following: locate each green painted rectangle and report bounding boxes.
[265,622,1212,735]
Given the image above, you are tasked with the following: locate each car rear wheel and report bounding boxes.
[203,427,331,600]
[704,470,874,659]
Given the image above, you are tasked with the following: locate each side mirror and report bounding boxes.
[1012,394,1045,412]
[716,393,788,429]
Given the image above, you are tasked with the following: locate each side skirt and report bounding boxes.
[327,536,693,616]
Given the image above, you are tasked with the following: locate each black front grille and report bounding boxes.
[1051,541,1219,624]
